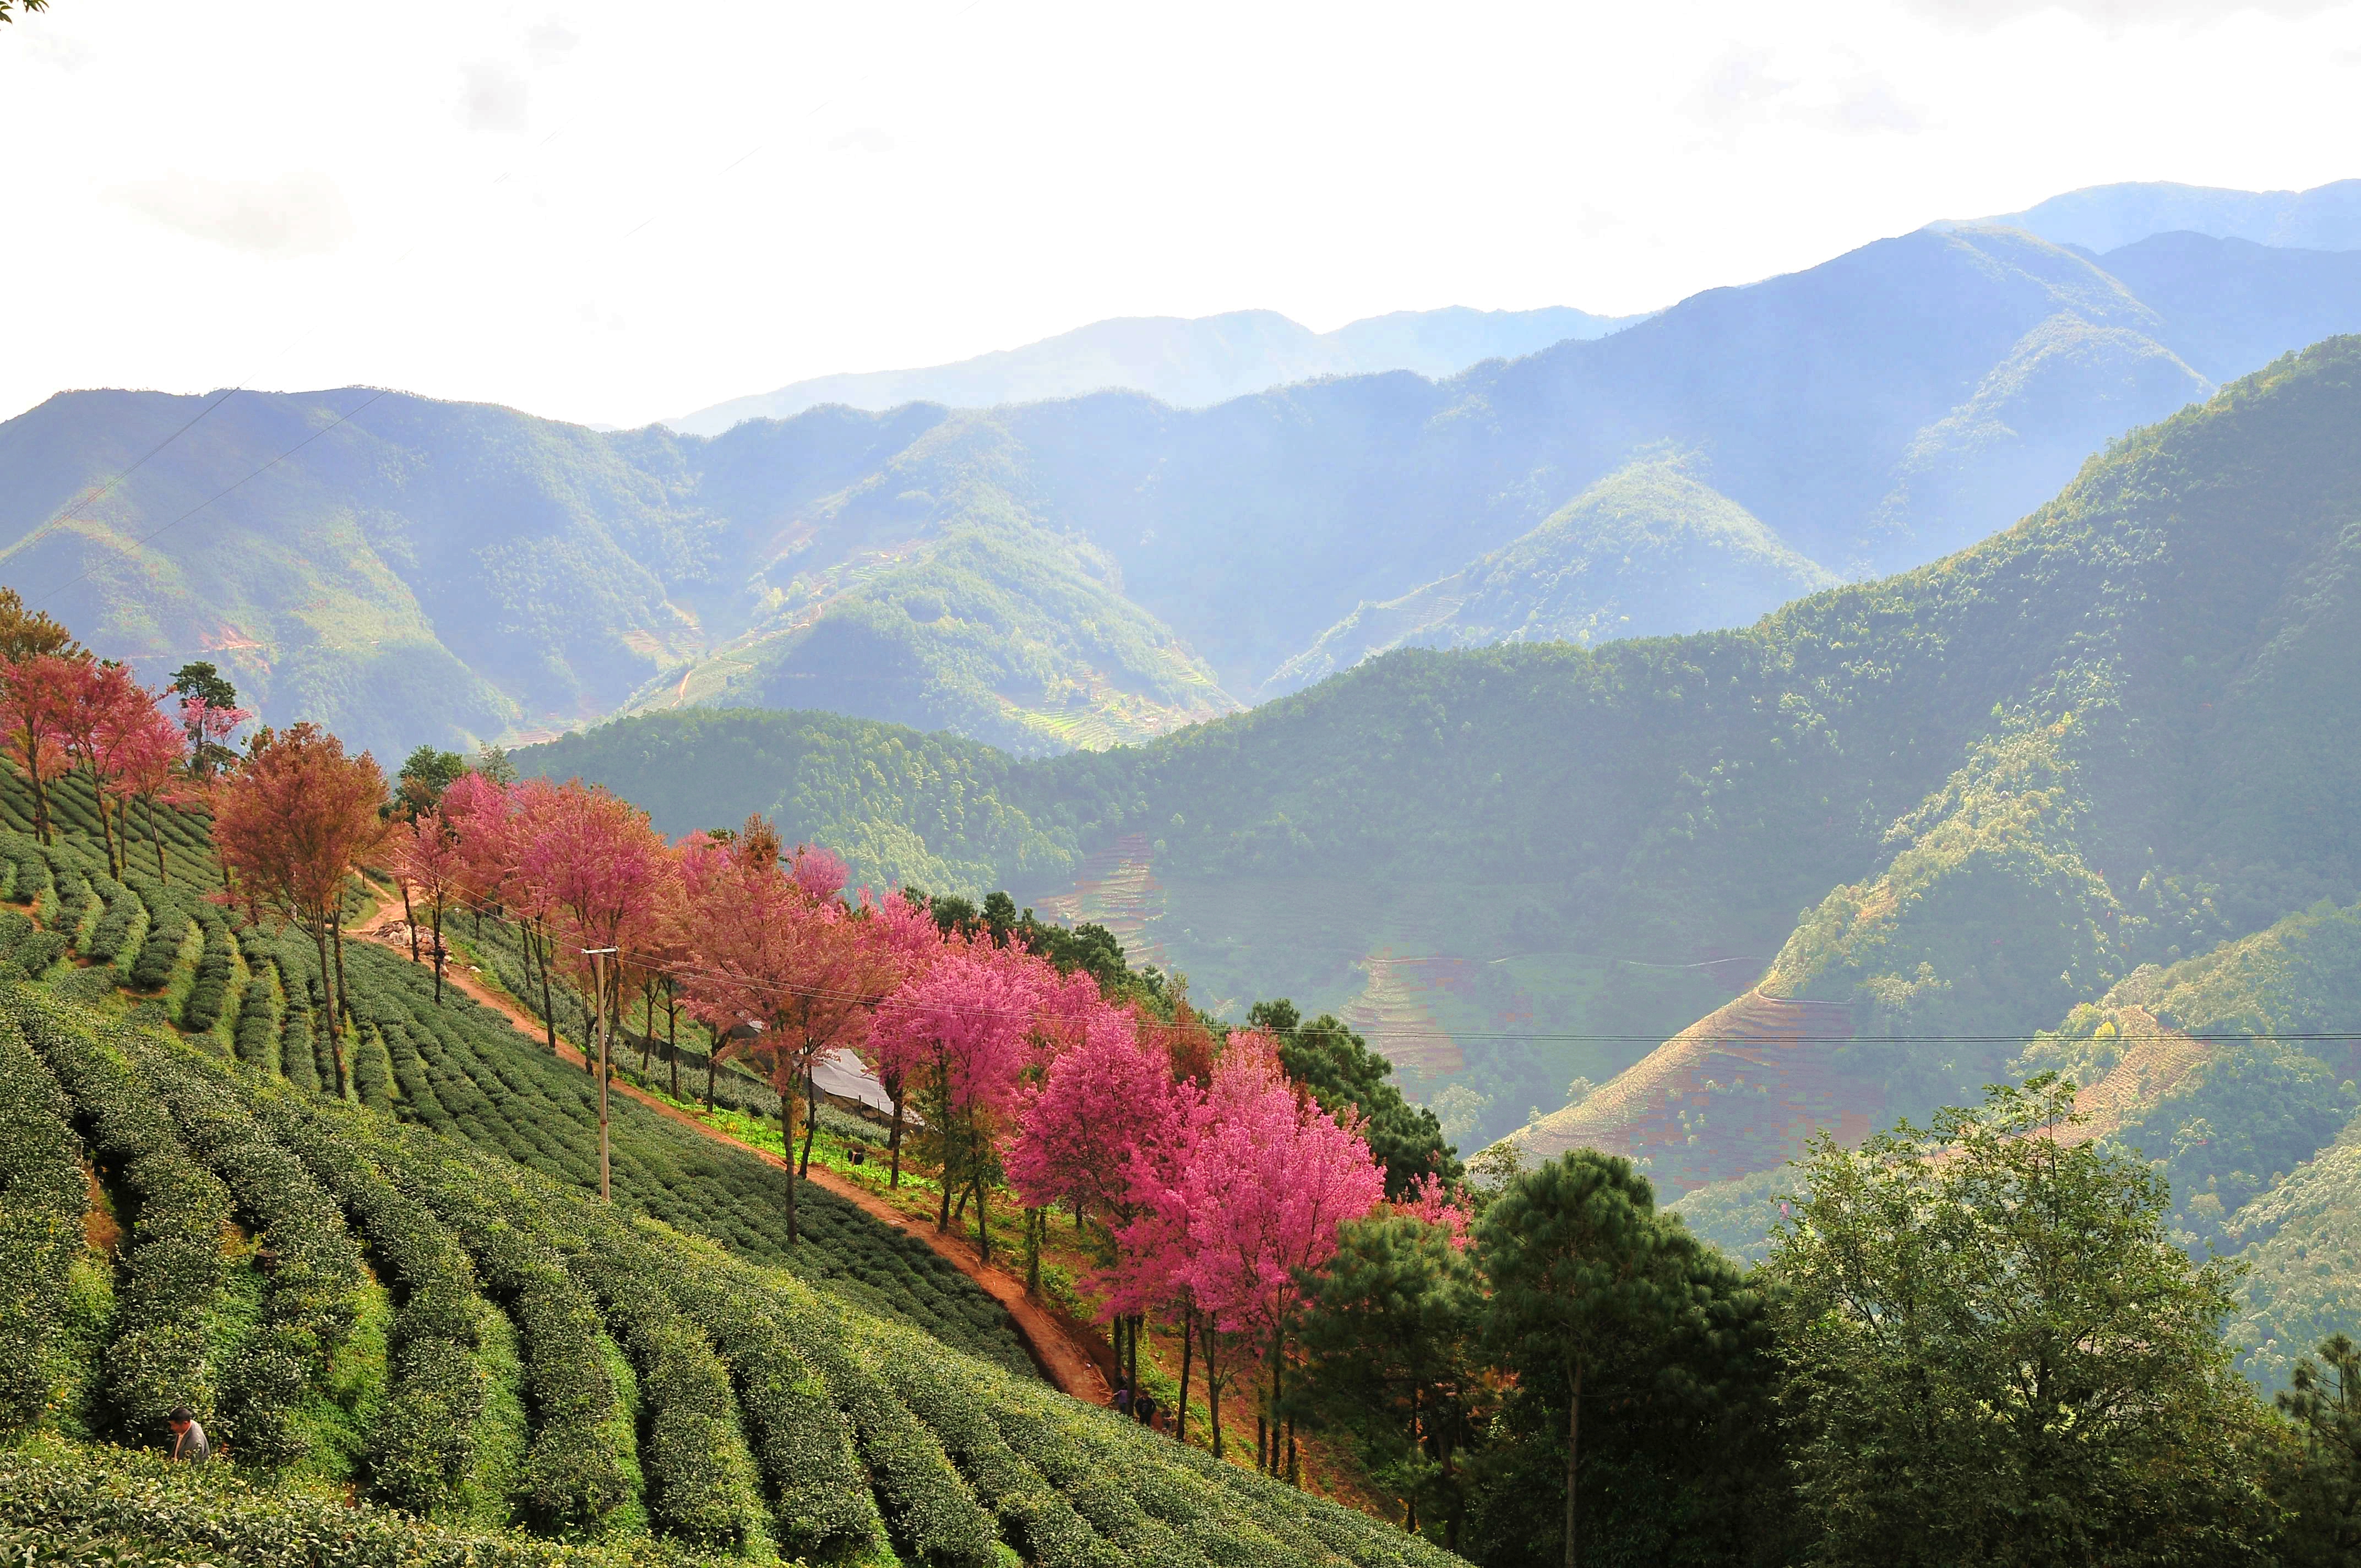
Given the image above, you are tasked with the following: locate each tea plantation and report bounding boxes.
[1,966,1462,1567]
[0,778,1030,1376]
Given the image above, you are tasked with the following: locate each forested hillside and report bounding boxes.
[531,337,2361,1157]
[12,227,2361,760]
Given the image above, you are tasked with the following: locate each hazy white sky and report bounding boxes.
[5,0,2358,428]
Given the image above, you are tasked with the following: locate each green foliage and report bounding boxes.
[1252,999,1461,1198]
[1770,1076,2273,1566]
[17,992,235,1443]
[1298,1214,1485,1542]
[0,1006,89,1430]
[1472,1151,1786,1568]
[2272,1335,2361,1567]
[0,1442,709,1568]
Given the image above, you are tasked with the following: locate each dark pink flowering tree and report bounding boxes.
[99,689,186,883]
[869,940,1058,1259]
[1150,1030,1388,1474]
[677,832,904,1242]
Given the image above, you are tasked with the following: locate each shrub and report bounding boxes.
[113,1032,367,1465]
[15,990,233,1442]
[0,1444,717,1568]
[0,1009,90,1430]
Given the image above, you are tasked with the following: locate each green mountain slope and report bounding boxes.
[17,227,2361,759]
[529,337,2361,1153]
[1270,457,1841,692]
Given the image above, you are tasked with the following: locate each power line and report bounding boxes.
[407,890,2361,1052]
[32,388,393,607]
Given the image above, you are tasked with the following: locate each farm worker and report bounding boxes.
[167,1405,211,1463]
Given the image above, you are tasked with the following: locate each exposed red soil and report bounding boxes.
[354,921,1111,1403]
[1510,988,1868,1193]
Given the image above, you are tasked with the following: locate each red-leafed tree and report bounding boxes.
[52,660,149,878]
[211,723,389,1099]
[677,827,904,1243]
[508,779,675,1201]
[99,690,187,883]
[0,652,79,845]
[390,812,468,1004]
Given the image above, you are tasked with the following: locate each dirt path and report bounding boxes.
[356,922,1111,1404]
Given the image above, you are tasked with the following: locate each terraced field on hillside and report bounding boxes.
[1508,990,1865,1192]
[2,986,1464,1567]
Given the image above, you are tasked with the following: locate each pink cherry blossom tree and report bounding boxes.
[676,831,904,1243]
[854,888,953,1186]
[389,812,469,1004]
[99,687,186,883]
[868,939,1059,1259]
[1140,1029,1387,1476]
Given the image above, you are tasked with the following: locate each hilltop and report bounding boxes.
[10,228,2361,761]
[529,337,2361,1158]
[663,304,1639,435]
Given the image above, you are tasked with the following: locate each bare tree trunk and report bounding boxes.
[1177,1303,1194,1443]
[666,988,679,1101]
[1203,1315,1223,1458]
[312,917,346,1100]
[799,1067,818,1177]
[1564,1360,1581,1568]
[400,880,417,962]
[779,1094,800,1245]
[592,952,611,1202]
[705,1023,717,1112]
[431,902,445,1004]
[888,1094,906,1188]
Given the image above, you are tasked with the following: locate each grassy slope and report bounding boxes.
[529,337,2361,1149]
[1269,456,1843,693]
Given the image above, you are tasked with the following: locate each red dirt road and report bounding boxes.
[357,921,1111,1403]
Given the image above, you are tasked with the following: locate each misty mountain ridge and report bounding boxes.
[663,303,1641,435]
[1939,176,2361,253]
[7,219,2361,761]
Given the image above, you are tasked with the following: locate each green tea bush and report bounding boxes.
[126,1036,367,1465]
[231,931,281,1072]
[15,991,233,1441]
[0,1009,89,1430]
[179,907,236,1035]
[253,1092,502,1518]
[382,1141,641,1537]
[769,1289,998,1568]
[0,1445,717,1568]
[658,1251,885,1558]
[567,1249,768,1551]
[78,865,143,967]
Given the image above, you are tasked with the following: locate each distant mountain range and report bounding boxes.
[662,305,1641,435]
[523,340,2361,1389]
[1941,177,2361,253]
[6,186,2361,763]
